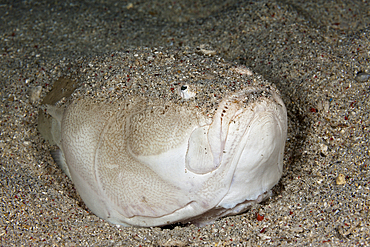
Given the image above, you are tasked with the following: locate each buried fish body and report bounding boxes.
[41,48,287,227]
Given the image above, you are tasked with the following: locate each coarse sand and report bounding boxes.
[0,0,369,246]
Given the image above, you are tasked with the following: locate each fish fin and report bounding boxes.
[51,149,71,179]
[46,105,65,148]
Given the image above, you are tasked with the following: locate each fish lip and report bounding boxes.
[213,87,287,210]
[206,85,283,172]
[225,85,283,119]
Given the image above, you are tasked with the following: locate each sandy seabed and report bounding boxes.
[0,0,369,246]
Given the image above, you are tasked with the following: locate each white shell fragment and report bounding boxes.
[29,85,42,103]
[197,44,217,56]
[229,65,254,76]
[336,174,346,185]
[41,47,287,227]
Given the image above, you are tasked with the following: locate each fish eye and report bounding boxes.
[179,84,196,99]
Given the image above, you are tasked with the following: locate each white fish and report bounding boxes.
[40,48,287,227]
[45,85,287,227]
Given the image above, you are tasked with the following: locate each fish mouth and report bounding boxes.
[186,86,286,175]
[210,86,284,164]
[183,85,287,222]
[215,86,287,208]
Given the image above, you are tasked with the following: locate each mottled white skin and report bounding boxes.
[47,87,287,227]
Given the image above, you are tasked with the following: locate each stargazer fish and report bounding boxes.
[39,47,287,227]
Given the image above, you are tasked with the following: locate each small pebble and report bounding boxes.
[355,72,370,82]
[336,174,346,185]
[161,239,188,247]
[290,227,303,233]
[317,100,330,112]
[197,44,216,56]
[229,65,253,76]
[320,143,328,154]
[28,86,42,103]
[257,233,271,240]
